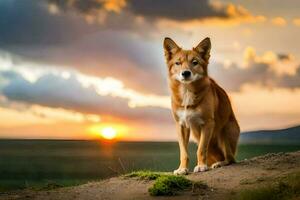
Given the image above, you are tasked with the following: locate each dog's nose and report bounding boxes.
[181,70,191,78]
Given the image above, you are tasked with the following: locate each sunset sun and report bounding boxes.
[88,124,129,141]
[101,127,117,140]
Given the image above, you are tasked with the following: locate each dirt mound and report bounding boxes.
[1,151,300,200]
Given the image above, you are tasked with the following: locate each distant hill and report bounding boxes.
[240,125,300,144]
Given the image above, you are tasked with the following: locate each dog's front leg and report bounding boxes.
[194,119,214,172]
[174,123,190,175]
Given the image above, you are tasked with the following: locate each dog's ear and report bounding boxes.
[163,37,180,61]
[194,37,211,61]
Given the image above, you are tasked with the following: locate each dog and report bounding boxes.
[163,37,240,175]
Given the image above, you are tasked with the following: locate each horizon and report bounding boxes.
[0,123,299,141]
[0,0,300,140]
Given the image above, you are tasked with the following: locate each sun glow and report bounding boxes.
[101,127,117,140]
[88,124,130,140]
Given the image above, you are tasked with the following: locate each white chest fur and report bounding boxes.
[176,109,204,128]
[176,86,204,127]
[180,87,194,107]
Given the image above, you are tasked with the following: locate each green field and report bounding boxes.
[0,140,299,191]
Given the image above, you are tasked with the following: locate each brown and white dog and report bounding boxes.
[163,37,240,175]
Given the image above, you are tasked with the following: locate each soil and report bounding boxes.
[1,151,300,200]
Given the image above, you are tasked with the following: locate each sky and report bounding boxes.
[0,0,300,141]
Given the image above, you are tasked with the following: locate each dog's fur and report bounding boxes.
[163,37,240,175]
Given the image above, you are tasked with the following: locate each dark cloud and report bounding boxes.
[47,0,103,14]
[0,71,172,124]
[45,31,168,95]
[0,0,99,46]
[128,0,226,21]
[0,30,168,95]
[0,0,245,96]
[48,0,227,21]
[210,61,300,91]
[277,53,292,61]
[279,67,300,88]
[0,0,168,95]
[210,61,270,91]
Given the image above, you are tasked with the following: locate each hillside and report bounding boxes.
[1,151,300,200]
[240,125,300,144]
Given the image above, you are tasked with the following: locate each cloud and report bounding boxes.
[47,0,266,27]
[0,0,271,98]
[0,50,169,107]
[0,52,172,125]
[243,47,298,76]
[210,47,300,91]
[271,17,287,26]
[0,27,169,95]
[47,0,127,15]
[48,0,228,21]
[293,18,300,26]
[277,53,293,61]
[0,0,100,46]
[1,48,300,138]
[0,96,100,127]
[1,72,172,123]
[2,46,300,120]
[128,0,227,21]
[0,0,268,50]
[154,4,266,30]
[46,0,145,28]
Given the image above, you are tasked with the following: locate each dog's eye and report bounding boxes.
[175,61,181,65]
[192,60,198,66]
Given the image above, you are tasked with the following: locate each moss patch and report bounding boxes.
[124,170,208,196]
[148,175,192,196]
[234,171,300,200]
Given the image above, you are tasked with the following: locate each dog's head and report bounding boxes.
[163,37,211,84]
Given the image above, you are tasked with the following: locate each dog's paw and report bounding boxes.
[173,168,189,175]
[211,162,223,169]
[193,164,208,173]
[211,161,228,169]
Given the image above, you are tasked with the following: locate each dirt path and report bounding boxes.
[1,151,300,200]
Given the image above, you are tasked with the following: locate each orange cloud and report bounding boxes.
[156,4,266,30]
[293,18,300,26]
[271,17,287,26]
[0,101,100,128]
[243,46,299,76]
[0,122,89,140]
[48,0,266,27]
[103,0,127,13]
[2,84,300,140]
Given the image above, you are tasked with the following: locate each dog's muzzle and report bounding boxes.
[181,70,192,80]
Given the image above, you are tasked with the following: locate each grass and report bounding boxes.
[124,170,207,196]
[148,175,192,196]
[1,140,300,191]
[123,171,164,180]
[234,171,300,200]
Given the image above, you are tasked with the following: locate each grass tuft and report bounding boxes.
[148,175,192,196]
[124,170,208,196]
[123,171,163,180]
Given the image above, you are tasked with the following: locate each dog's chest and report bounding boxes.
[174,86,204,127]
[176,109,204,127]
[180,87,195,107]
